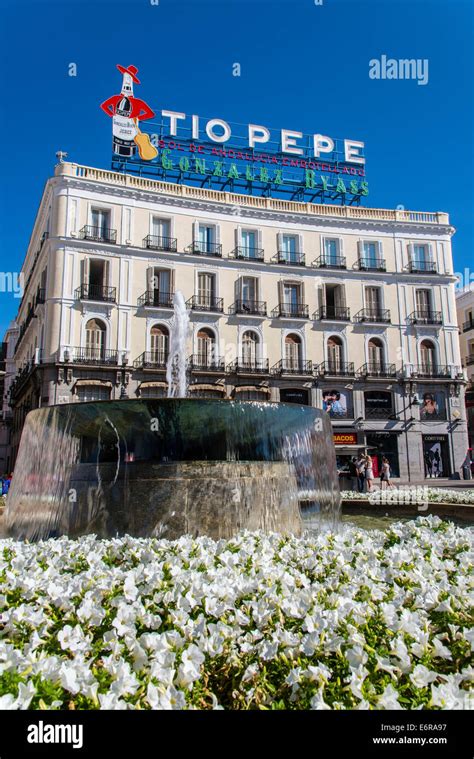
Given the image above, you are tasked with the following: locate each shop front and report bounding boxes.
[365,432,400,478]
[333,432,365,489]
[279,388,310,405]
[422,434,451,478]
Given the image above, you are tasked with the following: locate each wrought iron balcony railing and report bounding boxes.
[407,310,443,325]
[69,347,119,365]
[314,306,351,321]
[133,351,168,369]
[271,359,313,375]
[272,251,305,266]
[357,258,386,272]
[35,288,46,306]
[186,241,222,257]
[229,299,267,316]
[229,246,265,261]
[354,308,391,324]
[138,290,174,308]
[463,320,474,333]
[409,260,438,274]
[79,225,117,244]
[186,295,224,313]
[189,354,225,372]
[317,361,355,377]
[226,359,269,374]
[143,235,178,252]
[75,284,117,303]
[357,362,397,378]
[312,255,346,269]
[271,303,309,319]
[412,364,452,378]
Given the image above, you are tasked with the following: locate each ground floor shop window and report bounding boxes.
[139,386,168,398]
[422,435,451,478]
[279,388,310,405]
[365,433,400,478]
[76,385,111,402]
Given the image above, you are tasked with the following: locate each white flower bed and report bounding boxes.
[0,516,472,710]
[341,487,474,506]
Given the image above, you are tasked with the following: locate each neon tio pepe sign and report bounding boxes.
[102,65,368,205]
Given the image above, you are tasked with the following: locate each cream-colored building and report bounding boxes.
[456,287,474,457]
[7,161,469,481]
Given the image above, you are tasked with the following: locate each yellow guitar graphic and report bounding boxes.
[133,119,158,160]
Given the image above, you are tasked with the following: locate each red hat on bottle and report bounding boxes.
[116,64,140,84]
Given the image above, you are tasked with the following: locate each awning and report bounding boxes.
[74,379,112,388]
[234,385,270,394]
[188,384,226,393]
[139,381,168,389]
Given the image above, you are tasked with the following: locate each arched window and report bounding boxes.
[420,339,436,374]
[368,337,384,370]
[196,328,216,366]
[241,331,259,366]
[150,325,169,365]
[85,318,106,360]
[327,336,343,371]
[284,333,301,370]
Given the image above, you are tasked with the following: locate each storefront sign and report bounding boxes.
[333,433,357,445]
[102,65,368,205]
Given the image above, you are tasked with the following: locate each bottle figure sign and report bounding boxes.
[101,65,157,160]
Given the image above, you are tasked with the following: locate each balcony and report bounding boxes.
[354,308,391,324]
[314,306,351,322]
[357,362,397,378]
[186,241,222,258]
[75,284,117,303]
[271,303,309,319]
[68,347,119,365]
[271,359,313,376]
[79,225,117,244]
[463,320,474,333]
[357,258,386,272]
[35,288,46,306]
[186,295,224,313]
[143,235,178,253]
[409,260,438,274]
[227,359,269,375]
[312,255,346,270]
[229,246,265,262]
[189,355,225,372]
[412,364,452,379]
[317,361,355,377]
[229,299,267,317]
[407,310,443,326]
[272,251,305,266]
[138,290,174,309]
[133,351,168,370]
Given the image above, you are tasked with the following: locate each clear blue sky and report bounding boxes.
[1,0,473,337]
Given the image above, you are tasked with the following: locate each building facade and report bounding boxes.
[7,161,469,482]
[456,287,474,460]
[0,321,18,474]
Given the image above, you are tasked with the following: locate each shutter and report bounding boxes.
[277,232,283,253]
[427,243,434,262]
[298,234,304,256]
[147,267,154,293]
[278,280,284,305]
[81,257,90,285]
[169,269,175,296]
[215,224,221,246]
[193,221,200,243]
[407,243,414,264]
[377,241,383,261]
[338,237,344,261]
[257,229,263,252]
[103,259,110,287]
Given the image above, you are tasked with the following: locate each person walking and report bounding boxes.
[380,456,393,490]
[365,455,374,492]
[348,457,358,492]
[356,455,366,492]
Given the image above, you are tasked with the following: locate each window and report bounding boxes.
[197,225,215,253]
[282,283,302,315]
[76,385,111,402]
[242,331,259,364]
[281,235,298,263]
[324,284,346,318]
[196,328,216,365]
[197,273,216,307]
[91,209,110,236]
[241,229,258,257]
[416,289,431,315]
[413,243,428,263]
[85,319,106,360]
[241,276,257,304]
[420,339,436,373]
[364,391,393,420]
[150,325,169,363]
[236,388,269,401]
[363,241,378,266]
[152,217,171,240]
[324,239,339,266]
[284,334,302,369]
[148,268,173,306]
[368,338,384,369]
[327,336,343,370]
[365,286,381,315]
[140,385,168,399]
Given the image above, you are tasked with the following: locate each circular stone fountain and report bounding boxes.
[4,398,340,541]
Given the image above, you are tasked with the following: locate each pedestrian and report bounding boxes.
[356,454,366,492]
[348,457,358,492]
[380,456,393,490]
[1,474,11,496]
[365,455,374,492]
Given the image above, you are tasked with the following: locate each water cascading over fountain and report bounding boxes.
[5,295,341,541]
